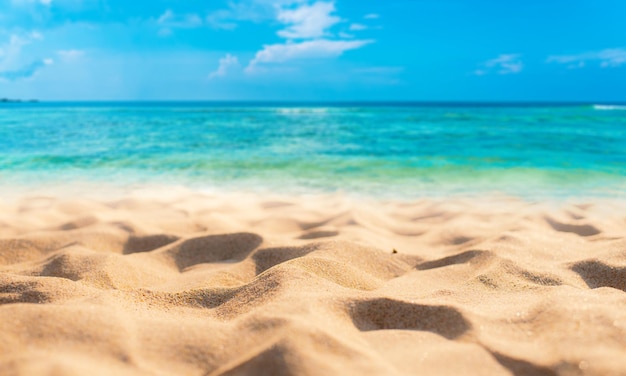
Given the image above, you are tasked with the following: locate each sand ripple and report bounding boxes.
[1,193,625,375]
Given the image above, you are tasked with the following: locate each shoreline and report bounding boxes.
[2,178,626,205]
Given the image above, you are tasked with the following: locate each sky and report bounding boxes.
[0,0,625,101]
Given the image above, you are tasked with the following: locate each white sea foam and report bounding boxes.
[277,108,329,114]
[593,104,626,110]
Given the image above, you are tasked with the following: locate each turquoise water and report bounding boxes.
[1,102,625,199]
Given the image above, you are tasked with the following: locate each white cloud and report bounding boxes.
[157,9,174,23]
[209,54,240,78]
[246,38,372,72]
[364,13,379,19]
[10,0,52,6]
[57,49,84,60]
[1,33,38,70]
[277,1,340,39]
[205,0,302,30]
[568,61,586,69]
[0,32,52,81]
[0,60,51,81]
[349,23,367,31]
[155,9,202,36]
[475,54,523,75]
[206,1,377,76]
[206,10,239,30]
[547,48,626,68]
[30,31,43,40]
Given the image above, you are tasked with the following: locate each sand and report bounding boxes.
[1,190,625,375]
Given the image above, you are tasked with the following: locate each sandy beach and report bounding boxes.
[3,0,625,372]
[1,191,625,375]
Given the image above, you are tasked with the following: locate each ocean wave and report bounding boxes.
[593,104,626,111]
[276,108,330,114]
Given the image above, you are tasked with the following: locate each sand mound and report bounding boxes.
[1,193,625,375]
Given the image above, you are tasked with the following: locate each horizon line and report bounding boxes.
[3,99,626,105]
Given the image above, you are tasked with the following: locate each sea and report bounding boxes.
[1,102,625,200]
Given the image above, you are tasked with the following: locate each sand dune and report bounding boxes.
[1,192,625,375]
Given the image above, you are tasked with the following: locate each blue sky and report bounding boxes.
[0,0,625,101]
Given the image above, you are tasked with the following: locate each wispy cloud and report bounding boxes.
[11,0,52,6]
[349,23,367,31]
[277,1,340,39]
[0,59,52,81]
[158,10,202,28]
[0,32,53,81]
[246,39,372,73]
[205,0,301,30]
[156,9,202,35]
[209,54,240,78]
[364,13,379,19]
[205,10,240,30]
[474,54,523,75]
[547,48,626,68]
[57,49,84,61]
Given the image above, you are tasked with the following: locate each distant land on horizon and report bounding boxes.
[0,98,39,103]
